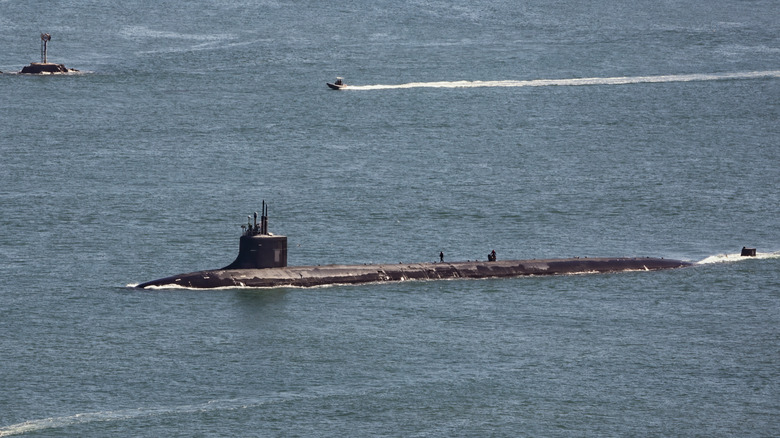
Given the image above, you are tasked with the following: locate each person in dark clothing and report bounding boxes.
[440,251,444,262]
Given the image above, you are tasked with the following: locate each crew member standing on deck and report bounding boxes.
[440,251,444,262]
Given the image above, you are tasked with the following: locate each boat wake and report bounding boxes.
[344,70,780,91]
[0,389,349,436]
[697,250,780,265]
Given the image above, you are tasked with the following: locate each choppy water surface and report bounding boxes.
[1,0,778,436]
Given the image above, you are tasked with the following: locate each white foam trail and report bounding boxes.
[0,392,338,436]
[0,405,210,436]
[697,251,780,265]
[345,70,780,91]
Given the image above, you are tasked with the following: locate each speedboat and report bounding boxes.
[327,77,346,90]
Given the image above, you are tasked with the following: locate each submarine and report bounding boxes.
[136,203,694,289]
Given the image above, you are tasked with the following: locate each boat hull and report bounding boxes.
[137,257,692,289]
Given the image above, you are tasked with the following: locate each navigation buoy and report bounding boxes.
[19,33,79,74]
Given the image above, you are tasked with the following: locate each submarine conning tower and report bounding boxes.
[222,201,287,269]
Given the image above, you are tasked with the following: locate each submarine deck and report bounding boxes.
[137,257,692,289]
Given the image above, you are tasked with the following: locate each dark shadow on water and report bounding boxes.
[233,287,292,307]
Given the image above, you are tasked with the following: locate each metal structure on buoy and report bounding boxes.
[40,33,51,63]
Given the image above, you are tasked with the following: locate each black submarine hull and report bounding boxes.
[137,257,692,289]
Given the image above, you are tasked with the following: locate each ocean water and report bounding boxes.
[1,0,779,436]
